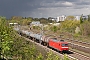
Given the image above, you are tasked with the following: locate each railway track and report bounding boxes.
[30,28,90,48]
[19,33,90,60]
[65,38,90,48]
[30,29,90,54]
[67,50,90,60]
[41,30,90,52]
[43,29,90,48]
[16,26,90,59]
[19,34,75,60]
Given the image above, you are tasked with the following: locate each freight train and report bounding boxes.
[14,27,69,52]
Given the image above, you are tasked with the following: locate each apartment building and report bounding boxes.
[56,15,66,22]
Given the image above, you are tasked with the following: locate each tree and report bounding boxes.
[11,16,23,20]
[48,17,53,20]
[60,20,80,33]
[51,26,58,32]
[0,16,13,59]
[80,14,83,24]
[80,21,90,36]
[65,16,75,20]
[88,14,90,21]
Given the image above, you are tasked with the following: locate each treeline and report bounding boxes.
[60,15,90,36]
[9,16,54,25]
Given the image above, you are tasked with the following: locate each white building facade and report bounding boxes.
[75,16,80,20]
[56,15,66,22]
[31,21,40,26]
[75,15,88,20]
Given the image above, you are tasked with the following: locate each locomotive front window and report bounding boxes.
[62,44,68,46]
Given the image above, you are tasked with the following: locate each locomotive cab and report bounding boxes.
[60,42,69,51]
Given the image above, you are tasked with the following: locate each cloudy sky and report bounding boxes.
[0,0,90,18]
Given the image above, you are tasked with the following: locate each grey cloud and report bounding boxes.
[55,0,78,2]
[40,1,74,8]
[0,0,38,18]
[0,0,90,18]
[73,0,90,9]
[74,1,90,5]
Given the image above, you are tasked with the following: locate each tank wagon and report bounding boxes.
[41,35,56,45]
[14,27,69,52]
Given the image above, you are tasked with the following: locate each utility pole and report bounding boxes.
[39,24,44,44]
[40,24,44,35]
[71,31,74,49]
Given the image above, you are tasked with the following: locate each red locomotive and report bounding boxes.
[48,38,69,52]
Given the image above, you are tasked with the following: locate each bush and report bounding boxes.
[80,21,90,36]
